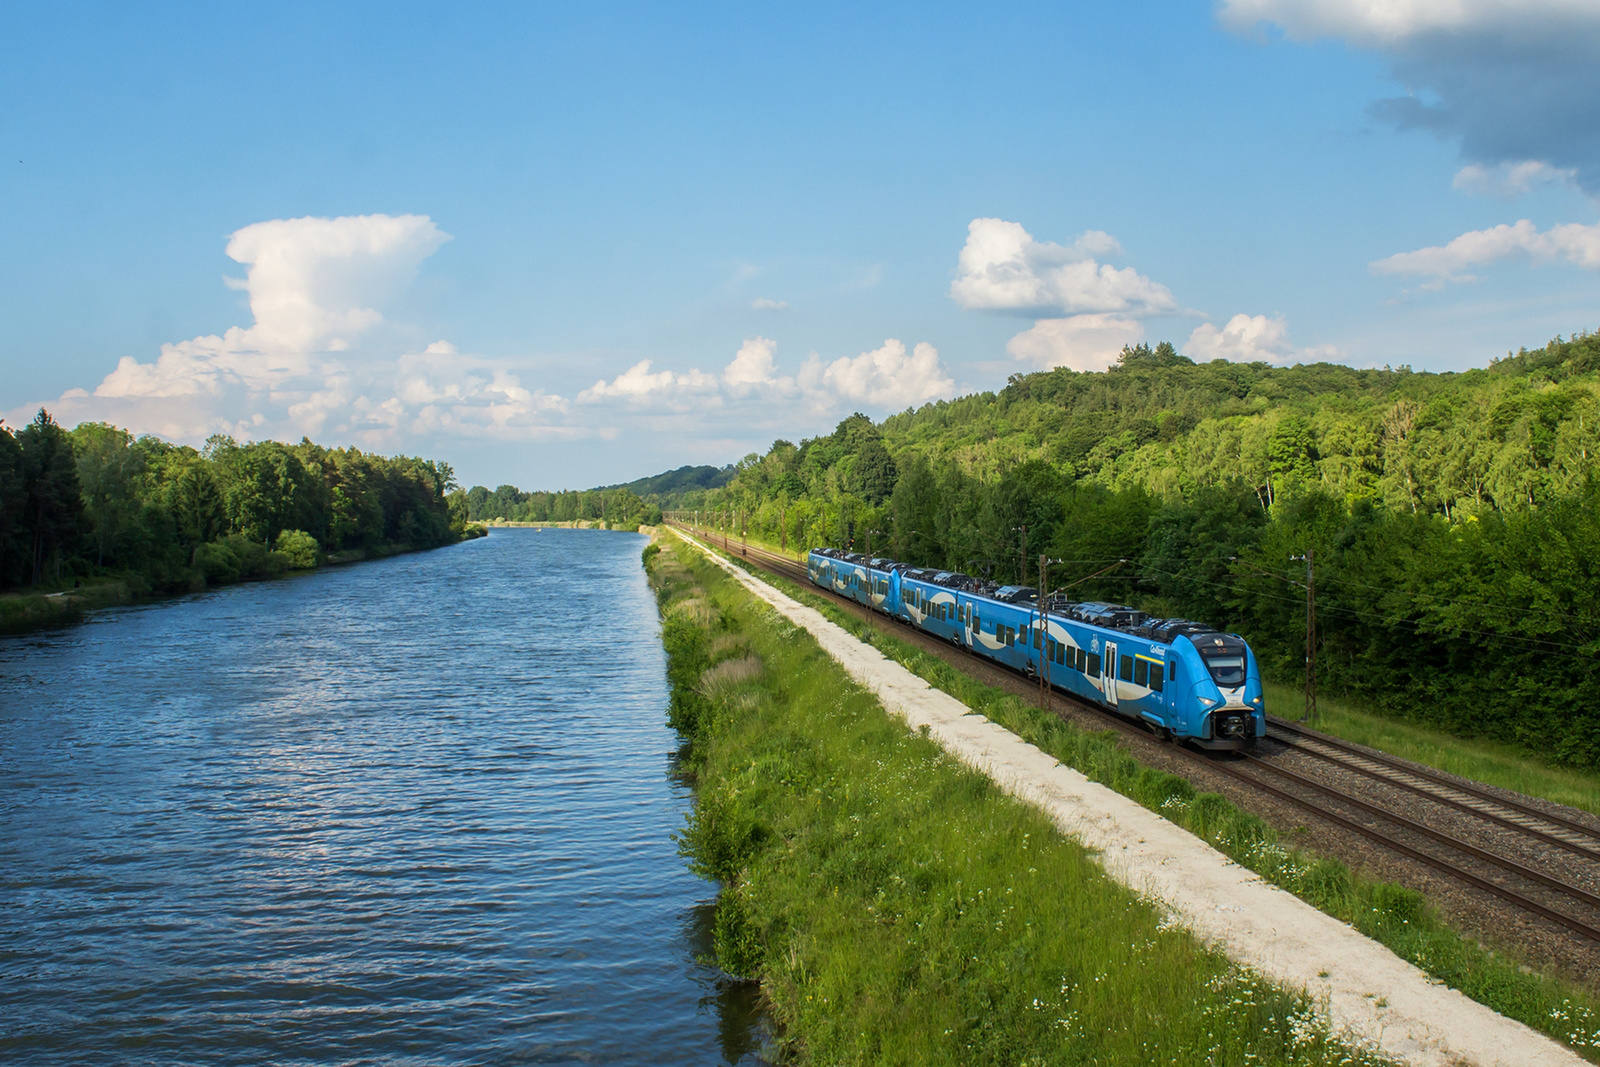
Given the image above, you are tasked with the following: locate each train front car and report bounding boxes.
[1170,628,1264,749]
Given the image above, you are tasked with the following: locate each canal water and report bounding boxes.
[0,528,764,1065]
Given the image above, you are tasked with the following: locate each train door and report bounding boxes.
[1102,641,1119,707]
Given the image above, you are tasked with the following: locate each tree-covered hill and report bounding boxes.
[670,332,1600,767]
[461,464,726,526]
[606,463,733,499]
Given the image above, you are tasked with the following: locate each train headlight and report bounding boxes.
[1199,697,1215,707]
[1251,696,1261,704]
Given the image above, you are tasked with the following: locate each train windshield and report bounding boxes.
[1203,654,1246,687]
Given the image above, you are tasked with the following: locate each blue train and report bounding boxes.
[807,548,1264,749]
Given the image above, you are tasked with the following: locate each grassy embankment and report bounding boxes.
[647,531,1396,1065]
[0,578,137,632]
[681,532,1600,1060]
[703,525,1600,823]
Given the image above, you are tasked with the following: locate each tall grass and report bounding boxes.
[718,545,1600,1061]
[648,534,1396,1066]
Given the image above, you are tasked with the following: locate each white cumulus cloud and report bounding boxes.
[577,359,720,409]
[5,213,588,446]
[722,336,791,397]
[797,340,954,410]
[950,218,1175,315]
[1005,314,1145,372]
[750,297,789,310]
[1371,218,1600,285]
[1183,313,1337,365]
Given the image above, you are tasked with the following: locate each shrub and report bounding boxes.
[274,529,320,570]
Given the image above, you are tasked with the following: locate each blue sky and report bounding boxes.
[3,1,1598,488]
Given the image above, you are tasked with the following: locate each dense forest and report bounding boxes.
[0,409,475,599]
[663,332,1600,767]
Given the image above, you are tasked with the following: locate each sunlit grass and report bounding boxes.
[1266,681,1600,819]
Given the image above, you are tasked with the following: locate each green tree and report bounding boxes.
[71,422,145,566]
[17,410,84,585]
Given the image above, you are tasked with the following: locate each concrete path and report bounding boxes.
[683,534,1588,1067]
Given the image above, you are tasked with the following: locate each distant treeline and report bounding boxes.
[465,483,662,528]
[0,409,476,596]
[669,333,1600,767]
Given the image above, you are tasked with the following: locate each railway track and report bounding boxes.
[667,521,1600,946]
[1265,719,1600,859]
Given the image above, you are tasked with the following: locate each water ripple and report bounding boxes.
[0,528,763,1065]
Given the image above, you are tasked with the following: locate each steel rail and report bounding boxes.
[1198,754,1600,944]
[1263,731,1600,862]
[1269,716,1600,846]
[666,522,1600,943]
[1236,752,1600,912]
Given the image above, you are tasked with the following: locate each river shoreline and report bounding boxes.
[0,530,487,636]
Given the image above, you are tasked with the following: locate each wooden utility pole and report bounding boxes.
[1291,549,1317,724]
[1037,553,1050,712]
[1305,548,1317,725]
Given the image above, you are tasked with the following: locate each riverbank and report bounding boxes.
[0,528,487,636]
[645,530,1404,1065]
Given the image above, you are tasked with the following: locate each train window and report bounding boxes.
[1120,655,1133,682]
[1168,662,1178,683]
[1203,655,1246,687]
[1055,643,1066,665]
[1150,663,1164,693]
[1034,629,1042,650]
[1077,648,1087,673]
[1087,652,1102,676]
[1134,658,1148,687]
